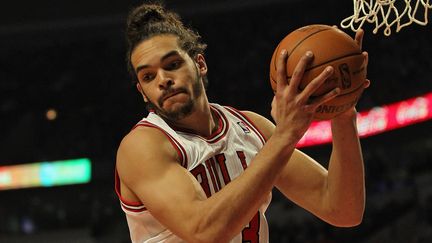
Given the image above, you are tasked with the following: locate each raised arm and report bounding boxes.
[265,29,366,227]
[243,109,365,227]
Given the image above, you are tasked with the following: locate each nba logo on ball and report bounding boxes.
[339,63,352,89]
[269,24,367,120]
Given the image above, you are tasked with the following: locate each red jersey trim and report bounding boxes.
[114,168,147,212]
[114,120,189,213]
[173,105,229,144]
[223,106,267,145]
[133,121,188,168]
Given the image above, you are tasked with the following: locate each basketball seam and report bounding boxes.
[288,28,332,57]
[271,27,363,93]
[273,27,332,74]
[287,52,363,78]
[271,43,282,78]
[309,78,365,97]
[306,77,365,97]
[314,83,364,120]
[272,74,364,96]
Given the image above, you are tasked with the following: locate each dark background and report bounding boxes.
[1,0,432,242]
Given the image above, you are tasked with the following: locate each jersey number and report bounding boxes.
[242,212,260,243]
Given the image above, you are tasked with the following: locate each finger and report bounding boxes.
[355,29,364,49]
[306,87,341,111]
[271,96,277,123]
[271,96,277,109]
[362,51,369,67]
[299,66,334,101]
[289,51,313,93]
[276,49,288,91]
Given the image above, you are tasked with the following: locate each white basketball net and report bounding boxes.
[341,0,432,36]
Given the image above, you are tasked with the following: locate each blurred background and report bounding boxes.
[1,0,431,242]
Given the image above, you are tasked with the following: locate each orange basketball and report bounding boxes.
[269,24,367,120]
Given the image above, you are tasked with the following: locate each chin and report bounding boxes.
[160,101,195,121]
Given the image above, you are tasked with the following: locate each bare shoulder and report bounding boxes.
[116,126,180,185]
[240,110,275,140]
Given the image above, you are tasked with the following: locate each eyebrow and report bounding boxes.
[135,50,180,74]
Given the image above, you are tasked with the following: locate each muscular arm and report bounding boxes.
[325,111,365,225]
[116,125,297,243]
[243,110,365,227]
[117,50,340,242]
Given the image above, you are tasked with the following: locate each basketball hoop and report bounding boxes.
[341,0,432,36]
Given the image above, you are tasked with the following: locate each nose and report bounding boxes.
[157,70,174,89]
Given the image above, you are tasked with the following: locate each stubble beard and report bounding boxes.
[146,68,204,122]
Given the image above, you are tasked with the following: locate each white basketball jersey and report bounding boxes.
[115,103,271,243]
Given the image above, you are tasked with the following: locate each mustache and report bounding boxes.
[158,87,189,106]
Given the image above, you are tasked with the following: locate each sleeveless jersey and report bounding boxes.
[115,103,272,243]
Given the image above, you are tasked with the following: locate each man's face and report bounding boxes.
[131,35,207,121]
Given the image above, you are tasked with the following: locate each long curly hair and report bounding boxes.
[125,2,208,85]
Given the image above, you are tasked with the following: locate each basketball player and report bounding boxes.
[115,2,369,242]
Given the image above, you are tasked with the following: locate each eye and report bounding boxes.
[165,60,183,70]
[141,72,155,82]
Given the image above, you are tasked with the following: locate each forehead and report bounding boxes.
[131,35,186,68]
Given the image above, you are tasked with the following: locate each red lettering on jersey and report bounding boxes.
[192,152,260,241]
[242,212,260,243]
[190,164,211,197]
[236,151,248,170]
[191,152,248,197]
[215,153,231,185]
[205,158,222,192]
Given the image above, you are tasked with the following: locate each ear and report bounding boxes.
[136,82,148,102]
[195,54,208,76]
